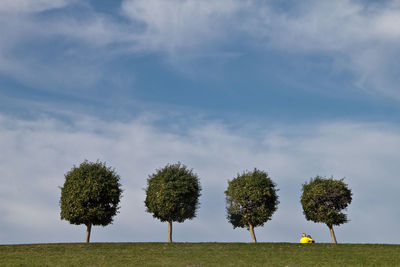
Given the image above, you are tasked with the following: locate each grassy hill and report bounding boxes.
[1,242,399,266]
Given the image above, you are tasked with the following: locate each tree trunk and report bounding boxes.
[85,223,92,243]
[168,221,173,243]
[329,226,337,244]
[249,224,257,243]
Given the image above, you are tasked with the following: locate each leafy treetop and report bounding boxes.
[145,162,201,223]
[60,160,122,226]
[225,168,279,229]
[301,176,352,228]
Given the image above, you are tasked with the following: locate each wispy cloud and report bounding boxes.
[1,0,399,99]
[254,0,400,99]
[0,0,73,14]
[119,0,400,98]
[121,0,243,53]
[1,113,399,244]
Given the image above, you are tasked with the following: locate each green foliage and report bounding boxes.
[60,160,122,226]
[145,162,201,223]
[301,176,352,227]
[225,168,279,229]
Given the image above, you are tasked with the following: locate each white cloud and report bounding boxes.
[121,0,243,54]
[118,0,400,98]
[1,1,400,100]
[0,0,73,14]
[1,113,400,244]
[253,0,400,98]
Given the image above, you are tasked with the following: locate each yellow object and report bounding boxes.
[300,237,314,243]
[300,237,309,243]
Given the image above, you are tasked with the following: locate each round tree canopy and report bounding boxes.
[225,168,279,229]
[60,160,122,226]
[145,162,201,223]
[301,176,352,227]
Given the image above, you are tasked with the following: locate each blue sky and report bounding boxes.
[1,0,400,244]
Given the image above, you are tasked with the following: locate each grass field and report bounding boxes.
[0,242,399,266]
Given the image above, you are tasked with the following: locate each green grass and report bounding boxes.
[0,242,399,266]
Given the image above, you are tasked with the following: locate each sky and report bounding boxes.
[1,0,400,244]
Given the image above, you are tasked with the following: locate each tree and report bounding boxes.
[300,176,352,244]
[60,160,122,243]
[144,162,201,243]
[225,168,279,243]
